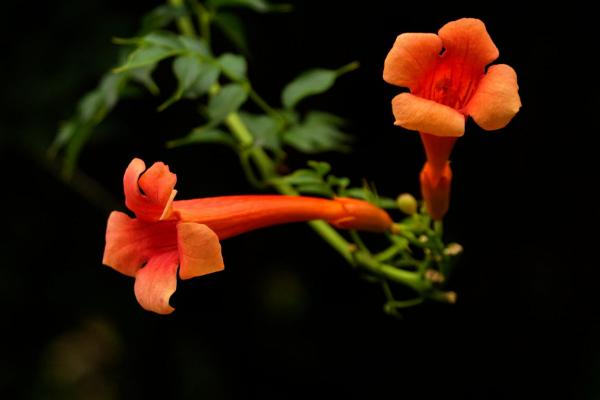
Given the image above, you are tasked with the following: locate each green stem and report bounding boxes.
[190,0,211,48]
[248,88,282,120]
[434,220,443,236]
[386,297,424,309]
[168,0,196,37]
[239,151,266,189]
[375,244,404,262]
[223,101,450,298]
[349,230,368,253]
[225,113,253,147]
[220,105,355,263]
[335,61,360,77]
[354,252,428,292]
[307,221,353,263]
[187,13,438,299]
[223,101,435,290]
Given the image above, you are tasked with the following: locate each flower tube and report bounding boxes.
[103,158,393,314]
[384,18,521,219]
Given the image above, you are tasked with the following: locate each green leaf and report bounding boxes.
[307,160,331,176]
[207,83,248,123]
[283,170,323,185]
[98,73,123,110]
[327,175,350,193]
[185,63,220,98]
[293,183,335,197]
[213,12,248,53]
[142,31,184,50]
[76,73,124,123]
[282,111,352,153]
[77,91,105,123]
[208,0,270,12]
[64,123,93,177]
[114,45,179,73]
[238,112,280,151]
[140,4,187,34]
[174,55,204,91]
[344,188,398,209]
[50,69,130,176]
[167,127,237,148]
[276,169,334,197]
[218,53,247,81]
[281,69,336,109]
[49,120,78,156]
[178,36,210,56]
[304,110,345,127]
[159,55,204,110]
[128,64,159,95]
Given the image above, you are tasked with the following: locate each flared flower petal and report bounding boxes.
[392,93,465,137]
[466,64,521,130]
[438,18,499,73]
[103,211,177,277]
[134,251,179,314]
[177,223,224,280]
[124,158,177,221]
[383,33,442,90]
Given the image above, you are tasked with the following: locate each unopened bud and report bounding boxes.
[425,269,445,283]
[445,291,457,304]
[443,243,463,256]
[396,193,418,215]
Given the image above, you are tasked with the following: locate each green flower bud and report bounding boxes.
[396,193,418,215]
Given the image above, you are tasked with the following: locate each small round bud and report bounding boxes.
[425,269,445,283]
[396,193,418,215]
[445,291,457,304]
[443,243,463,256]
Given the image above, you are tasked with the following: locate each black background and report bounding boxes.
[2,1,599,399]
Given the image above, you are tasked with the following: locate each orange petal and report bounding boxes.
[438,18,499,72]
[329,197,393,232]
[124,158,177,221]
[466,64,521,130]
[420,162,452,221]
[383,33,442,90]
[134,251,179,314]
[392,93,465,137]
[103,211,177,277]
[174,195,394,238]
[177,223,224,280]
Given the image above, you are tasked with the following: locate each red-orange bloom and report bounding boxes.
[103,158,393,314]
[383,18,521,220]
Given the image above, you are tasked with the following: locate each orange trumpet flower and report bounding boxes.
[383,18,521,220]
[103,158,393,314]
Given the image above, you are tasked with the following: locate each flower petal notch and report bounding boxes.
[134,251,179,315]
[384,18,520,135]
[384,18,521,220]
[124,158,177,221]
[437,18,499,73]
[103,159,394,314]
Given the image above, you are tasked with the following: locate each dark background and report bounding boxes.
[2,1,599,399]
